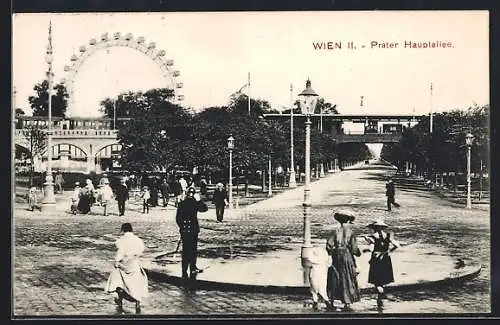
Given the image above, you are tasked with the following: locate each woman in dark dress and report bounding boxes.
[363,219,400,305]
[326,210,361,311]
[77,186,92,214]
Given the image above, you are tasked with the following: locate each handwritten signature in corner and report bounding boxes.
[448,271,464,279]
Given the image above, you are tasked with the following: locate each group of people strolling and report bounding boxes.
[70,176,129,216]
[310,210,399,311]
[101,179,398,314]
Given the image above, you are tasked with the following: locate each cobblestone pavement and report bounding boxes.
[12,169,490,316]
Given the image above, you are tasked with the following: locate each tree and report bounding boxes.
[106,85,370,182]
[28,80,68,117]
[104,88,192,172]
[228,93,271,117]
[194,96,287,190]
[100,88,175,120]
[22,126,47,186]
[315,97,338,114]
[381,105,489,181]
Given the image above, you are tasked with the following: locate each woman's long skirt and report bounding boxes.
[328,247,360,304]
[105,264,149,302]
[77,195,91,214]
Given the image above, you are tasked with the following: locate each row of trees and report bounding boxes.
[19,79,489,187]
[18,80,370,179]
[381,105,489,179]
[99,88,372,179]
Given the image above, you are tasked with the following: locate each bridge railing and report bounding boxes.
[51,129,118,137]
[334,133,403,143]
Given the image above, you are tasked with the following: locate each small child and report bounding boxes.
[141,186,151,214]
[28,187,41,212]
[308,246,333,311]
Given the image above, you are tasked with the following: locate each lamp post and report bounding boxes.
[465,133,474,209]
[289,84,297,188]
[113,99,117,130]
[42,21,56,206]
[268,151,273,196]
[429,82,434,134]
[227,135,234,209]
[298,79,319,285]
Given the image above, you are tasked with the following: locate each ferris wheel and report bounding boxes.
[60,32,184,115]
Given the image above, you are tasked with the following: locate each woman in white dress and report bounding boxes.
[105,223,148,314]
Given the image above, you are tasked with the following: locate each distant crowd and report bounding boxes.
[27,172,213,216]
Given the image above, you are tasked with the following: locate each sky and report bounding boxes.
[12,11,489,118]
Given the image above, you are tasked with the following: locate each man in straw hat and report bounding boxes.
[363,219,400,306]
[99,179,114,216]
[325,209,361,311]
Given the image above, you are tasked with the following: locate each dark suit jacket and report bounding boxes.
[176,197,208,235]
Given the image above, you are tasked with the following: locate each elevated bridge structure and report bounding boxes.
[262,113,425,143]
[14,116,123,173]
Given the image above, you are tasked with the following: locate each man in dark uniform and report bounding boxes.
[385,178,400,211]
[175,187,208,279]
[115,178,129,216]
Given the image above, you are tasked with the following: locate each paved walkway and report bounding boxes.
[144,164,481,292]
[13,164,490,315]
[144,242,479,291]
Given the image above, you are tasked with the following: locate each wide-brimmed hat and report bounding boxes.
[75,182,80,186]
[334,210,355,224]
[187,187,196,194]
[367,219,388,229]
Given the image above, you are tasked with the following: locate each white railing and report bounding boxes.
[51,129,118,137]
[15,129,118,137]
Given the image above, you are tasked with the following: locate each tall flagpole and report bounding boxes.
[113,99,116,130]
[289,83,297,188]
[429,82,435,187]
[361,95,366,131]
[429,82,433,134]
[247,72,251,115]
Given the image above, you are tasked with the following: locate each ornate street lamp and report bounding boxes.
[42,21,56,207]
[297,78,319,285]
[465,133,474,209]
[227,135,234,209]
